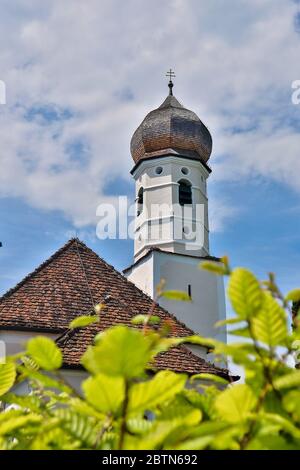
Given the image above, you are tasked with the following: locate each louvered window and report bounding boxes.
[137,187,144,216]
[178,180,192,206]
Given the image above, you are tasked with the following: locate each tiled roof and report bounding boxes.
[0,239,231,379]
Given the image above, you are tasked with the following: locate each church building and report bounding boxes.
[0,77,233,384]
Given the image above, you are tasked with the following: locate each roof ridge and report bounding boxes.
[0,238,80,301]
[76,243,196,336]
[0,238,195,337]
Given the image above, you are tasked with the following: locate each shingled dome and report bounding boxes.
[130,93,212,165]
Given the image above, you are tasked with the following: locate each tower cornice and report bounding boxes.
[130,153,212,177]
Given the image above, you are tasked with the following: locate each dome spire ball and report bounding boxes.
[166,68,175,96]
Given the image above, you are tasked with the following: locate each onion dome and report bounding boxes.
[130,81,212,166]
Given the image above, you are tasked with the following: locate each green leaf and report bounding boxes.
[191,373,229,385]
[124,412,202,450]
[131,314,161,325]
[161,290,191,301]
[0,363,16,396]
[157,394,202,422]
[282,391,300,421]
[29,418,70,450]
[1,393,41,412]
[252,292,288,347]
[127,418,154,435]
[82,373,125,414]
[228,327,251,338]
[152,335,217,356]
[228,268,263,319]
[172,435,214,450]
[21,355,40,371]
[215,384,256,423]
[285,288,300,302]
[54,408,98,447]
[69,315,99,329]
[81,326,153,378]
[274,370,300,390]
[128,371,186,413]
[0,413,42,436]
[215,317,243,328]
[200,261,227,275]
[27,337,63,371]
[260,413,300,439]
[18,366,72,393]
[183,389,219,418]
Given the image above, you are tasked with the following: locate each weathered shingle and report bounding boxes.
[130,93,212,166]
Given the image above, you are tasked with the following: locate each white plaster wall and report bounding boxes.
[125,252,154,297]
[0,330,56,357]
[125,249,226,361]
[151,251,226,344]
[0,330,88,395]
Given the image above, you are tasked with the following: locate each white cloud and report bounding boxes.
[0,0,299,229]
[209,198,240,233]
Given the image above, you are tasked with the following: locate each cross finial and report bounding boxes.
[166,68,176,95]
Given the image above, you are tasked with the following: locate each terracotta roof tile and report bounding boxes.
[0,239,231,379]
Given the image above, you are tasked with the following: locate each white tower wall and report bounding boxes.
[132,156,210,261]
[125,155,227,354]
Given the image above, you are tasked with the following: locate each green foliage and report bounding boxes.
[128,371,186,414]
[215,384,256,424]
[83,374,125,414]
[286,288,300,302]
[69,315,99,329]
[27,337,62,371]
[228,268,263,319]
[1,262,300,450]
[200,261,227,276]
[81,325,154,378]
[161,290,191,301]
[191,373,229,385]
[131,314,161,325]
[0,363,16,397]
[251,292,287,347]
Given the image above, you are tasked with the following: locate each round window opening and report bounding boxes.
[155,166,163,175]
[181,167,189,175]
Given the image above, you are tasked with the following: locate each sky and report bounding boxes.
[0,0,300,310]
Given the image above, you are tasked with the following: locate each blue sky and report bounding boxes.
[0,0,300,307]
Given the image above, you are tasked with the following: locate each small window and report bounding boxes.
[188,284,192,299]
[137,187,144,216]
[155,166,163,175]
[181,167,189,175]
[178,180,192,206]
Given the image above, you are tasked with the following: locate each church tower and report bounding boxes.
[124,74,226,350]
